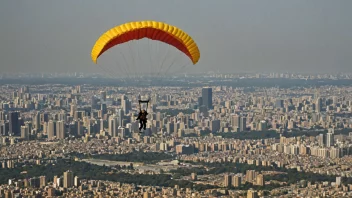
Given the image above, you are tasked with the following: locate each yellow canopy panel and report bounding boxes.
[91,21,200,65]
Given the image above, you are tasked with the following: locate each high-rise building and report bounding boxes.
[56,121,65,139]
[318,133,325,147]
[275,99,284,108]
[240,117,247,132]
[231,114,240,131]
[143,192,151,198]
[9,112,20,136]
[117,109,124,127]
[101,103,107,115]
[232,175,241,187]
[210,120,220,133]
[20,126,30,141]
[47,187,55,197]
[246,170,256,183]
[74,176,80,187]
[326,132,334,147]
[201,87,212,109]
[34,112,40,131]
[76,121,83,136]
[197,97,203,107]
[316,98,322,112]
[121,95,131,114]
[247,189,258,198]
[70,105,77,118]
[0,121,9,136]
[330,147,340,159]
[0,111,5,120]
[224,174,232,187]
[291,145,299,155]
[108,116,118,137]
[100,119,105,131]
[255,174,264,186]
[63,170,74,188]
[57,177,62,188]
[100,91,107,102]
[53,176,58,187]
[29,177,40,188]
[91,96,99,110]
[258,120,267,131]
[336,176,341,186]
[166,122,174,134]
[41,113,49,123]
[48,120,56,140]
[39,176,47,188]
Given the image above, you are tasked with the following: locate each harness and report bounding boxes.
[140,112,147,120]
[138,100,149,121]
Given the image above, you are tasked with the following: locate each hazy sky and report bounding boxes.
[0,0,351,74]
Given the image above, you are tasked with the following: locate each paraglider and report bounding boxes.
[91,21,200,133]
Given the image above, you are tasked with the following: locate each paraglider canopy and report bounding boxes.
[91,20,200,65]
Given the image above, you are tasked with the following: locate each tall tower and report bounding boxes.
[316,98,322,113]
[247,189,258,198]
[232,176,241,187]
[40,176,47,188]
[326,132,334,147]
[100,119,105,132]
[246,170,256,183]
[224,174,232,187]
[63,170,74,188]
[70,104,77,118]
[122,97,131,114]
[91,96,98,110]
[48,120,56,140]
[201,87,212,109]
[77,121,83,136]
[101,103,107,115]
[100,91,107,102]
[108,116,118,137]
[21,125,30,141]
[34,112,40,132]
[56,121,65,139]
[318,133,325,147]
[231,114,240,131]
[240,117,247,132]
[117,109,124,127]
[74,176,80,187]
[256,174,264,186]
[9,112,20,136]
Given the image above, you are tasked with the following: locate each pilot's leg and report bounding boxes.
[139,120,143,130]
[143,120,147,130]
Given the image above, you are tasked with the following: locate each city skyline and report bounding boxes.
[1,82,352,197]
